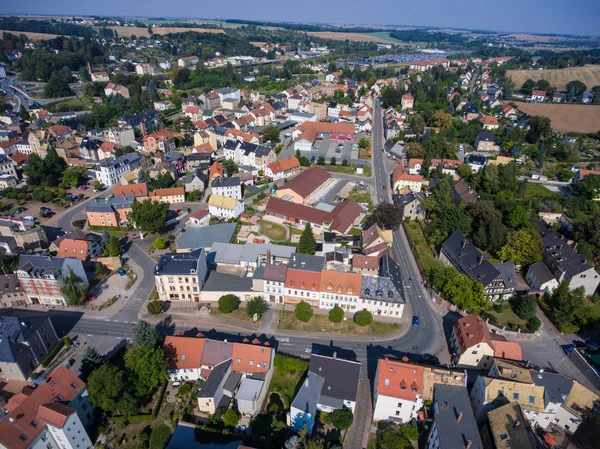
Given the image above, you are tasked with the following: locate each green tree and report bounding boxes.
[547,282,586,329]
[364,202,403,230]
[527,316,542,332]
[62,166,87,187]
[505,205,529,229]
[329,306,344,323]
[87,364,127,413]
[150,172,175,190]
[330,156,337,166]
[326,406,354,430]
[261,125,280,144]
[92,180,101,190]
[520,79,536,96]
[60,266,87,306]
[511,295,538,320]
[104,235,122,257]
[526,116,552,144]
[358,137,370,149]
[295,301,313,323]
[404,142,425,159]
[218,294,239,313]
[457,164,472,180]
[147,301,163,315]
[377,424,411,449]
[468,201,508,253]
[80,346,104,380]
[23,154,45,186]
[400,425,419,441]
[133,320,162,348]
[573,175,600,201]
[297,222,316,255]
[43,68,73,98]
[354,310,373,326]
[125,345,169,395]
[317,156,326,166]
[342,158,349,166]
[566,80,587,97]
[223,408,239,428]
[137,169,150,185]
[498,228,543,266]
[246,296,269,318]
[63,336,73,348]
[129,200,169,233]
[152,236,168,250]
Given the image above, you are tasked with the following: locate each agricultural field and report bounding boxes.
[101,26,225,37]
[508,65,600,91]
[0,30,69,40]
[307,31,398,44]
[515,102,600,133]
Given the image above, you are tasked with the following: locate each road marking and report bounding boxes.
[104,319,110,321]
[113,320,119,322]
[87,334,93,336]
[123,321,128,324]
[281,343,293,346]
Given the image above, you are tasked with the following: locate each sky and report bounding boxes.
[2,0,599,37]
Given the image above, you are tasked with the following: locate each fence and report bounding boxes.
[244,183,271,199]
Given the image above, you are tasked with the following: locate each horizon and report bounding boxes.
[1,0,598,37]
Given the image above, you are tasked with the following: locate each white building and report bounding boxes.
[215,87,241,105]
[0,155,17,179]
[287,94,303,111]
[211,176,242,200]
[104,127,136,147]
[327,102,341,119]
[93,153,140,187]
[525,261,560,294]
[208,194,245,219]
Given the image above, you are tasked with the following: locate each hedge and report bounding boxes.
[273,354,309,373]
[108,382,168,424]
[89,225,133,232]
[41,340,65,368]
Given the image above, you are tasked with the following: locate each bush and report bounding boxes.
[512,295,538,321]
[527,316,542,332]
[325,406,354,430]
[218,294,239,313]
[178,383,192,395]
[223,408,239,428]
[149,424,172,449]
[329,306,344,323]
[41,339,65,368]
[295,301,313,323]
[273,354,309,373]
[354,310,373,326]
[147,301,163,315]
[246,296,269,318]
[401,425,419,441]
[63,336,73,348]
[30,372,40,381]
[152,237,168,250]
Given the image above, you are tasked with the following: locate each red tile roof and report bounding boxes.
[278,166,331,199]
[149,187,184,197]
[114,183,148,197]
[330,199,363,233]
[453,314,492,354]
[267,156,300,175]
[9,152,29,164]
[37,402,75,428]
[376,358,424,401]
[393,165,423,184]
[266,197,334,226]
[352,254,381,271]
[231,342,272,374]
[285,268,321,291]
[58,238,90,260]
[320,270,362,295]
[164,335,206,370]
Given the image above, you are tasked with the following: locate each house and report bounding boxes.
[114,182,148,198]
[104,83,130,99]
[58,238,97,261]
[215,87,241,105]
[453,179,478,204]
[0,173,17,189]
[427,385,483,449]
[222,141,275,170]
[463,154,487,173]
[539,227,600,296]
[149,187,185,204]
[498,104,518,119]
[265,156,301,181]
[0,216,48,250]
[401,93,414,110]
[0,274,28,308]
[352,254,381,275]
[210,242,296,272]
[317,270,363,312]
[383,140,404,160]
[0,154,17,179]
[275,166,331,203]
[254,263,287,304]
[485,402,536,449]
[50,230,104,258]
[450,314,521,369]
[86,196,135,227]
[208,194,245,219]
[186,209,210,227]
[372,357,467,423]
[16,254,88,306]
[154,248,208,302]
[474,131,497,152]
[289,353,361,434]
[0,310,60,380]
[211,177,242,200]
[582,92,594,103]
[525,261,559,293]
[209,161,224,181]
[553,93,567,103]
[178,56,199,67]
[393,191,426,221]
[480,115,500,130]
[440,232,517,299]
[362,224,393,256]
[90,71,109,82]
[177,223,237,253]
[117,108,161,131]
[183,169,208,193]
[143,129,176,153]
[392,165,422,193]
[0,365,93,449]
[104,127,136,147]
[531,90,546,102]
[93,153,141,187]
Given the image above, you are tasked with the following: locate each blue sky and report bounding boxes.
[2,0,599,36]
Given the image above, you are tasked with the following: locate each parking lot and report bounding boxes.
[277,128,368,163]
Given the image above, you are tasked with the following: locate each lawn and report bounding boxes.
[210,306,261,325]
[347,227,363,236]
[267,354,308,408]
[404,220,443,272]
[346,188,374,211]
[358,147,371,160]
[325,164,372,177]
[258,220,288,241]
[522,183,561,201]
[277,310,400,336]
[485,305,528,328]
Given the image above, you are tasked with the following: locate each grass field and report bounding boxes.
[102,26,225,37]
[404,220,444,272]
[0,30,71,40]
[258,220,287,241]
[307,31,396,44]
[277,310,400,336]
[210,306,260,325]
[366,32,406,44]
[507,65,600,91]
[514,102,600,133]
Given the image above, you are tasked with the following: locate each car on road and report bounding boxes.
[412,316,419,327]
[335,148,342,153]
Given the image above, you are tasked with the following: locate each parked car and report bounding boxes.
[40,207,51,212]
[81,186,90,190]
[412,316,419,327]
[12,207,25,214]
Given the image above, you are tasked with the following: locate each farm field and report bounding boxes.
[0,30,69,40]
[307,31,397,44]
[508,65,600,91]
[515,102,600,133]
[101,26,225,37]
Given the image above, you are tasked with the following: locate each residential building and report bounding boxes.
[531,90,546,102]
[318,270,362,312]
[215,87,241,105]
[143,129,176,153]
[453,179,478,203]
[93,153,141,187]
[16,254,88,306]
[525,261,559,293]
[485,402,536,449]
[178,56,199,67]
[352,254,380,275]
[136,63,160,76]
[222,141,275,170]
[474,131,497,152]
[104,83,130,99]
[360,254,406,318]
[275,166,331,203]
[176,223,237,253]
[427,385,483,449]
[0,274,28,308]
[401,93,414,110]
[0,174,16,189]
[258,263,287,304]
[104,127,136,147]
[51,230,104,258]
[392,165,422,193]
[265,156,301,181]
[0,217,47,251]
[209,161,224,181]
[117,108,160,131]
[440,231,516,299]
[0,310,60,380]
[211,177,242,200]
[0,365,93,449]
[58,238,97,261]
[183,169,208,193]
[154,248,208,301]
[114,183,148,198]
[362,224,393,256]
[480,115,500,130]
[86,196,134,227]
[208,194,245,219]
[393,191,426,220]
[290,354,361,434]
[149,187,185,204]
[0,154,17,179]
[284,268,321,307]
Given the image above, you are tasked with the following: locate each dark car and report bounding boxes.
[412,316,419,327]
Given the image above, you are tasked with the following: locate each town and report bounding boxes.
[0,10,600,449]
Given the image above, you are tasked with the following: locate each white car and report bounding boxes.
[284,133,291,137]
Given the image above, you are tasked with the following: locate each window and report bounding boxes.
[513,393,519,400]
[237,358,241,364]
[500,434,508,441]
[472,350,478,354]
[30,420,38,428]
[529,396,535,404]
[384,378,390,386]
[395,411,400,416]
[397,403,402,408]
[249,360,254,366]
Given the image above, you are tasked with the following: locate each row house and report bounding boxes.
[85,195,135,227]
[211,176,242,200]
[149,187,185,204]
[93,153,141,186]
[208,194,245,219]
[154,248,208,302]
[143,129,176,153]
[222,141,275,170]
[104,127,136,147]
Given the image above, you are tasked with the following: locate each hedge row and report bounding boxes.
[41,340,65,368]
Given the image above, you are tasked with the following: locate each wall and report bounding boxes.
[372,394,421,423]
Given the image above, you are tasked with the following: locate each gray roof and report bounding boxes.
[198,359,232,398]
[288,254,325,272]
[202,339,234,367]
[361,275,404,304]
[291,372,325,415]
[177,223,237,250]
[441,231,501,288]
[532,371,573,405]
[154,248,204,276]
[202,272,252,292]
[211,177,241,188]
[542,231,596,278]
[309,354,361,402]
[433,385,483,449]
[393,191,424,208]
[0,311,53,362]
[223,371,242,393]
[379,254,406,303]
[495,262,518,290]
[86,195,135,213]
[527,261,556,285]
[0,274,22,295]
[95,153,140,169]
[236,377,264,401]
[211,242,295,265]
[18,254,65,278]
[263,264,287,283]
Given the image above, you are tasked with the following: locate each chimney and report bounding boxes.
[457,411,463,422]
[462,239,467,249]
[513,419,521,428]
[478,256,484,265]
[332,351,337,359]
[305,379,309,387]
[465,441,472,449]
[401,356,409,362]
